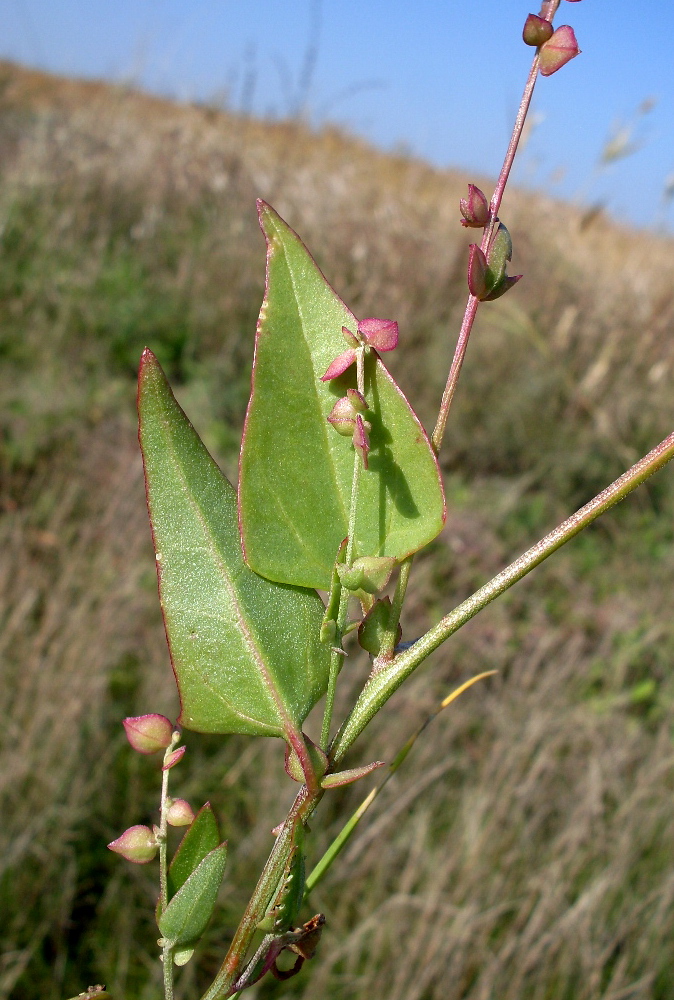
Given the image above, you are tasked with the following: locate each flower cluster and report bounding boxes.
[323,317,398,468]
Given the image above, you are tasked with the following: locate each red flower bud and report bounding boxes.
[460,184,489,228]
[467,244,489,299]
[523,14,554,46]
[162,745,186,770]
[357,317,399,352]
[539,25,581,77]
[123,714,173,754]
[108,825,158,864]
[321,349,357,381]
[346,388,368,413]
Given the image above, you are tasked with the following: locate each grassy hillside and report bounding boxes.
[1,61,673,1000]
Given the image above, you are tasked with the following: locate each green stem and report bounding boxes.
[200,786,324,1000]
[376,557,412,663]
[159,736,179,1000]
[320,349,366,748]
[331,429,674,763]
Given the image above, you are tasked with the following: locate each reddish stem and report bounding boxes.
[431,0,562,454]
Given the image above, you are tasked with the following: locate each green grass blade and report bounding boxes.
[305,671,496,896]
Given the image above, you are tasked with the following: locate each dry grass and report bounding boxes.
[0,61,673,999]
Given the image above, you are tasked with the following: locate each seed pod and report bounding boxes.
[460,184,489,227]
[523,14,554,47]
[539,25,581,77]
[108,825,158,864]
[123,714,173,754]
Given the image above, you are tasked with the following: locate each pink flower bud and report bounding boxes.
[108,825,158,864]
[162,745,186,770]
[327,393,370,436]
[321,348,357,382]
[467,245,489,300]
[123,714,173,754]
[460,184,489,228]
[357,318,399,352]
[352,414,370,469]
[539,25,580,77]
[346,388,368,413]
[522,14,554,46]
[327,397,357,436]
[166,798,195,827]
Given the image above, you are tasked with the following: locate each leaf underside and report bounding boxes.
[138,349,330,738]
[238,201,446,591]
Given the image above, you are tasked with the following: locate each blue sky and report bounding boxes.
[2,1,673,229]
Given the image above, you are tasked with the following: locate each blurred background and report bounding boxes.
[1,2,674,999]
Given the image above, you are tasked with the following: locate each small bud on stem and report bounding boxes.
[123,714,173,754]
[108,825,158,864]
[460,184,489,228]
[166,798,195,827]
[523,14,554,47]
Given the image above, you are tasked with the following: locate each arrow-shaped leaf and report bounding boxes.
[238,201,446,591]
[138,350,330,739]
[158,843,228,947]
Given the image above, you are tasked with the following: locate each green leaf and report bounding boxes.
[357,597,399,656]
[159,843,228,947]
[238,201,446,590]
[168,803,219,899]
[138,350,330,738]
[485,222,513,292]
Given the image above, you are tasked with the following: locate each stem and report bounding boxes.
[159,736,179,1000]
[431,0,561,455]
[200,786,324,1000]
[162,941,174,1000]
[320,348,366,748]
[376,556,412,663]
[158,767,170,913]
[331,429,674,763]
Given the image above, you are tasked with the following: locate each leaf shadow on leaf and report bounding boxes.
[367,371,420,523]
[327,358,421,556]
